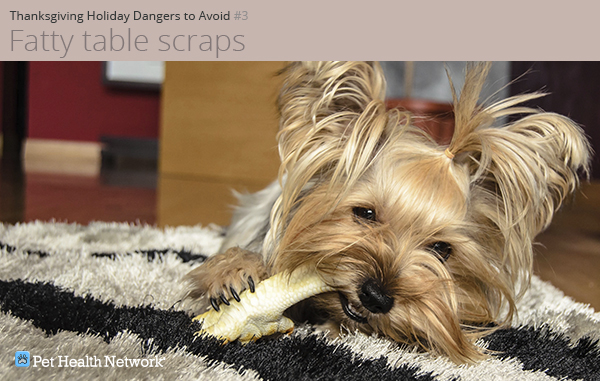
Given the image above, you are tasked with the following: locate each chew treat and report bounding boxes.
[193,266,333,343]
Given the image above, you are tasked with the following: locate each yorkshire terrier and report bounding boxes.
[186,62,591,362]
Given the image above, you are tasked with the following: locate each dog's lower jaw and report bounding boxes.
[384,311,486,364]
[309,290,486,363]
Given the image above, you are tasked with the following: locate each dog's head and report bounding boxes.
[265,62,591,362]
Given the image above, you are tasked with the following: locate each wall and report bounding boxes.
[380,61,510,102]
[0,63,3,131]
[510,62,599,180]
[158,61,284,227]
[27,62,159,142]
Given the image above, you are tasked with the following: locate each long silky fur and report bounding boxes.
[209,61,591,363]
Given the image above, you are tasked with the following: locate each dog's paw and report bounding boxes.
[185,247,268,311]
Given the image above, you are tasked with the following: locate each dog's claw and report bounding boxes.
[230,287,241,302]
[220,295,230,306]
[248,277,255,293]
[210,298,220,312]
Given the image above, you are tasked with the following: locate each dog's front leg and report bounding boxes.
[185,247,268,312]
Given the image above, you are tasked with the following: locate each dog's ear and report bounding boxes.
[447,62,592,287]
[277,61,386,128]
[276,61,387,176]
[274,62,389,210]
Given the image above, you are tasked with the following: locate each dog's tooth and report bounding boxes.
[193,266,334,343]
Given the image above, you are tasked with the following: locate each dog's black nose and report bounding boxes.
[359,278,394,314]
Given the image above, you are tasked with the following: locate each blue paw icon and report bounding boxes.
[15,351,30,367]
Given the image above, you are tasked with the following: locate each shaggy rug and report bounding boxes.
[0,221,598,381]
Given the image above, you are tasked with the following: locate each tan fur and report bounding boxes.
[186,247,268,307]
[186,62,592,363]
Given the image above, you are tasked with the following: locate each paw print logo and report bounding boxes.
[17,354,28,364]
[15,351,30,367]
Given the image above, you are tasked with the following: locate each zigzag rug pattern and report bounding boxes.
[0,222,599,380]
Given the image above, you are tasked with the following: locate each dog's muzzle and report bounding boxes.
[339,278,394,324]
[359,278,394,314]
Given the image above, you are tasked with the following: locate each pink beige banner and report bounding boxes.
[1,0,599,60]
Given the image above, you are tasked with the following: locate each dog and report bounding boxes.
[186,62,591,363]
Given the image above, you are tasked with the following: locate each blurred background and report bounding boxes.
[0,61,598,310]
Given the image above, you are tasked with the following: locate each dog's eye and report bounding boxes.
[352,207,377,223]
[428,241,452,262]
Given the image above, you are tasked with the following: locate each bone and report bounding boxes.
[193,266,334,343]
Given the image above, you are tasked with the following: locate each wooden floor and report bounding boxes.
[534,181,600,311]
[0,165,598,311]
[23,173,156,225]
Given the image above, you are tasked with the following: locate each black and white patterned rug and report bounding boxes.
[1,222,599,380]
